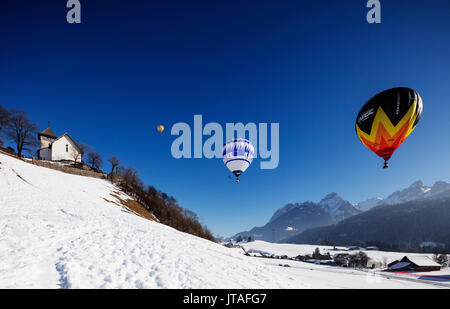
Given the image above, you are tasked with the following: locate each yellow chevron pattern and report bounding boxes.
[356,100,419,146]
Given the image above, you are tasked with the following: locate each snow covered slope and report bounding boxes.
[241,241,439,267]
[0,153,303,288]
[240,241,449,288]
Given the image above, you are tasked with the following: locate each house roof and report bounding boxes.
[401,256,441,267]
[38,127,57,139]
[388,262,411,270]
[53,133,82,152]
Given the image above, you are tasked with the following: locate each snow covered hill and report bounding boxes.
[241,241,438,267]
[0,153,304,288]
[240,241,449,288]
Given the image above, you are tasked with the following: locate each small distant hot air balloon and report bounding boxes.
[356,87,423,168]
[222,138,255,183]
[157,125,164,134]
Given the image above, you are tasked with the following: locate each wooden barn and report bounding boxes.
[388,256,441,272]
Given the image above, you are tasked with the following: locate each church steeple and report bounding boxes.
[38,126,57,139]
[38,125,57,150]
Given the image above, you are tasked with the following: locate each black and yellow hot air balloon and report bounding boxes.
[356,87,423,168]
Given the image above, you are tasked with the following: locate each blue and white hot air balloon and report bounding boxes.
[222,138,255,183]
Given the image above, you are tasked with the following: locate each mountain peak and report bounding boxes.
[319,192,342,203]
[429,181,450,196]
[318,192,360,222]
[431,180,450,189]
[409,180,424,188]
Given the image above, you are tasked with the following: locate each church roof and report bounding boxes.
[53,133,82,152]
[38,127,57,139]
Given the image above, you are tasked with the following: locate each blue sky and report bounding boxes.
[1,1,450,237]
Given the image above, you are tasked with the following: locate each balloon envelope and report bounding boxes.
[222,138,255,180]
[355,87,423,164]
[157,125,164,134]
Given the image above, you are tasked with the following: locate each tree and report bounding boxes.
[0,106,12,147]
[117,166,141,187]
[3,110,39,157]
[348,252,369,268]
[437,254,448,267]
[312,248,321,259]
[0,104,8,130]
[86,151,103,170]
[0,105,6,145]
[108,156,120,177]
[71,142,89,167]
[113,163,215,242]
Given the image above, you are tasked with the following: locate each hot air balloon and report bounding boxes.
[157,125,164,134]
[355,87,423,168]
[222,138,255,183]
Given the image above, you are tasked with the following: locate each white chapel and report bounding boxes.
[37,127,82,162]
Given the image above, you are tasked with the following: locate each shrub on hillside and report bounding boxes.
[113,167,215,242]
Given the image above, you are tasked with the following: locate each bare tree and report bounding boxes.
[0,105,9,146]
[119,167,140,186]
[108,156,120,177]
[86,151,103,170]
[71,142,90,167]
[0,104,8,129]
[4,110,39,157]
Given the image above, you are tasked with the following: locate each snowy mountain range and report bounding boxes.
[356,180,450,211]
[231,193,361,242]
[285,195,450,247]
[231,180,450,243]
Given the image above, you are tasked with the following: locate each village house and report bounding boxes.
[365,246,379,251]
[347,246,360,251]
[37,127,82,163]
[333,253,350,267]
[294,255,306,262]
[388,256,442,272]
[315,260,336,266]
